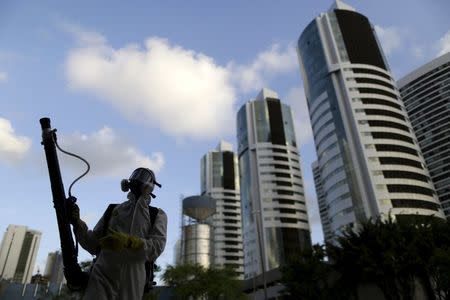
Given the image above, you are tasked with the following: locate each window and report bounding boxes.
[279,208,297,214]
[383,170,429,183]
[367,120,410,133]
[391,199,440,211]
[365,109,405,121]
[375,144,418,156]
[361,98,402,110]
[275,172,291,178]
[280,217,298,224]
[355,77,395,90]
[224,219,238,224]
[224,248,239,253]
[335,9,387,69]
[372,132,414,144]
[225,234,239,238]
[276,199,295,205]
[387,184,434,196]
[276,181,292,187]
[359,88,398,100]
[379,157,423,169]
[224,205,238,210]
[278,190,294,196]
[274,156,289,162]
[224,212,238,217]
[224,241,240,247]
[273,148,287,154]
[224,226,238,231]
[352,68,391,80]
[274,164,289,170]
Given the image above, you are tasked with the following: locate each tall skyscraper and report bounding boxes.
[398,52,450,217]
[0,225,41,284]
[297,0,444,238]
[44,251,65,284]
[201,141,244,278]
[237,88,311,279]
[312,161,333,243]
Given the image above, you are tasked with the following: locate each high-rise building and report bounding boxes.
[0,225,41,284]
[312,161,333,243]
[237,88,311,279]
[44,251,65,284]
[296,0,444,238]
[200,141,244,278]
[398,52,450,217]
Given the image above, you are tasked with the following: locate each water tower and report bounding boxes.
[180,195,216,268]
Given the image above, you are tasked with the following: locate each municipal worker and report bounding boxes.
[72,168,167,300]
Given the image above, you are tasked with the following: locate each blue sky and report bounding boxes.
[0,0,449,279]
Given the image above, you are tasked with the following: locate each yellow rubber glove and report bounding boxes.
[128,235,144,250]
[99,229,144,252]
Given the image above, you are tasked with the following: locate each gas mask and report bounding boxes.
[121,168,161,198]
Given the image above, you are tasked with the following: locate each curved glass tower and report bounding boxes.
[398,52,450,217]
[237,88,311,279]
[312,161,333,242]
[201,141,244,278]
[297,1,444,240]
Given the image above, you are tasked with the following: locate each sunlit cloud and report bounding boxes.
[436,30,450,57]
[64,24,298,140]
[59,126,164,177]
[0,118,32,164]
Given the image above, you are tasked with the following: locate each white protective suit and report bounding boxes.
[75,193,167,300]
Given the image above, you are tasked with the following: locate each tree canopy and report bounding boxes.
[162,264,247,300]
[281,216,450,300]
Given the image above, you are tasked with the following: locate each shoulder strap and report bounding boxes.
[102,204,118,237]
[144,206,160,292]
[95,204,118,256]
[148,206,159,228]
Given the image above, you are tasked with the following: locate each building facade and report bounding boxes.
[237,88,311,279]
[398,52,450,217]
[297,1,444,238]
[201,141,244,278]
[312,161,333,243]
[44,251,65,284]
[0,225,41,284]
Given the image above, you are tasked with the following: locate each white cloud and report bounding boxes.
[64,25,298,140]
[229,43,298,92]
[60,21,106,46]
[66,35,237,140]
[0,118,32,164]
[437,30,450,56]
[59,126,164,177]
[284,86,313,145]
[0,72,7,82]
[374,25,402,55]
